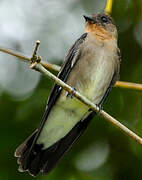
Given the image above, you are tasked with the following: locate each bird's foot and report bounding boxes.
[67,88,76,98]
[97,104,103,115]
[88,104,103,114]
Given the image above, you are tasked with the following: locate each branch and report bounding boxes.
[0,46,141,91]
[29,41,142,146]
[31,63,142,145]
[0,46,60,72]
[105,0,114,14]
[115,81,142,91]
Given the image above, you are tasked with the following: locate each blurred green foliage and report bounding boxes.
[0,0,142,179]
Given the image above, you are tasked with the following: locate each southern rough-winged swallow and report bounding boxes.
[15,13,121,176]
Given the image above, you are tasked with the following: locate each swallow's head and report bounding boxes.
[83,13,117,39]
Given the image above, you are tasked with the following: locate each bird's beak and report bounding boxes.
[83,15,94,22]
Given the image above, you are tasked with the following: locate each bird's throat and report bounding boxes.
[85,23,114,41]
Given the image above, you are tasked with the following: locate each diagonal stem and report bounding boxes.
[31,62,142,146]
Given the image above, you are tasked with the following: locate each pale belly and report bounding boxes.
[37,46,116,149]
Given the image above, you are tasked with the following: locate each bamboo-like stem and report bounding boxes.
[115,81,142,91]
[0,46,60,72]
[0,46,142,91]
[1,41,142,145]
[30,62,142,146]
[0,46,29,62]
[30,41,142,146]
[105,0,114,14]
[40,61,60,72]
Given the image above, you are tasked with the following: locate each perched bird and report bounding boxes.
[15,13,121,176]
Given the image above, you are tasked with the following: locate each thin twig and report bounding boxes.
[0,46,142,91]
[115,81,142,91]
[31,62,142,146]
[33,40,40,57]
[31,40,41,63]
[1,39,142,145]
[40,61,60,72]
[0,46,29,62]
[0,46,60,72]
[105,0,114,14]
[29,41,142,146]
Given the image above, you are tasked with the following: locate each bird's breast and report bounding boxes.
[63,38,117,105]
[37,35,118,149]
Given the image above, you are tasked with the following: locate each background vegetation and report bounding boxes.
[0,0,142,179]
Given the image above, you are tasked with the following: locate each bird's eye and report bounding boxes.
[101,16,108,23]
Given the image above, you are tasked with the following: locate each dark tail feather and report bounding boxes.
[15,112,96,176]
[14,130,39,174]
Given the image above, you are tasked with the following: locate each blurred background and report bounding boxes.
[0,0,142,179]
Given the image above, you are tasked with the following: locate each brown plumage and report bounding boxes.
[15,13,121,176]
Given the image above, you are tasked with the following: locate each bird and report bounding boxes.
[15,12,121,176]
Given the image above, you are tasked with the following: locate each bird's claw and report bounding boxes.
[88,104,103,114]
[97,104,103,114]
[67,88,76,98]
